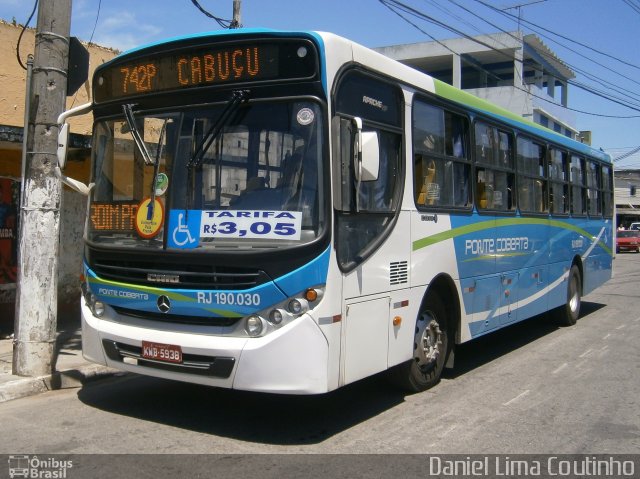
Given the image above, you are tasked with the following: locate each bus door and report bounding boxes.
[332,70,406,383]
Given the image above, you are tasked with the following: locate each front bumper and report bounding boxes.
[81,300,330,394]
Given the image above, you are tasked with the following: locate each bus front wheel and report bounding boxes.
[390,291,449,392]
[554,264,582,326]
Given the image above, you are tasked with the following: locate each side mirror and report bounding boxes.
[360,131,380,181]
[353,117,380,182]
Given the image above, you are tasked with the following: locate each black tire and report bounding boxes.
[554,264,581,326]
[389,291,450,392]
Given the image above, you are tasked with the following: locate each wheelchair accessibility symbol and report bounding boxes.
[168,210,200,249]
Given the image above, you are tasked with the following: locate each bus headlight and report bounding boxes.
[92,300,105,318]
[288,298,309,315]
[245,315,264,336]
[268,308,288,325]
[237,286,324,338]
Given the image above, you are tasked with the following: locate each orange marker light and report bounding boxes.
[393,316,402,326]
[305,289,318,302]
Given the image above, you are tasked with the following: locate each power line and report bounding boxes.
[622,0,640,15]
[613,145,640,162]
[16,0,38,70]
[471,0,640,94]
[379,0,640,118]
[189,0,233,28]
[475,0,640,71]
[87,0,102,45]
[449,0,640,98]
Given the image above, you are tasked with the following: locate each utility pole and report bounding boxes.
[231,0,242,28]
[13,0,72,376]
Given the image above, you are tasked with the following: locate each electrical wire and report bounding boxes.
[470,0,640,92]
[622,0,640,15]
[69,0,103,109]
[189,0,233,28]
[379,0,640,118]
[474,0,640,71]
[614,145,640,162]
[446,0,640,106]
[87,0,102,45]
[16,0,38,70]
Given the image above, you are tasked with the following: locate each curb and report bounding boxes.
[0,365,118,404]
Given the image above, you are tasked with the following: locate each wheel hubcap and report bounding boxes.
[414,313,443,369]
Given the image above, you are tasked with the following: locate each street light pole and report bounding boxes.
[13,0,72,376]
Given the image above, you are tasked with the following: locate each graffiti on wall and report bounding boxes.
[0,177,19,285]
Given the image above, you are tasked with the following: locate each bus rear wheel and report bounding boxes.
[554,264,582,326]
[390,291,449,392]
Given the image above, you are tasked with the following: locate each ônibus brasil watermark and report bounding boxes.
[8,455,73,479]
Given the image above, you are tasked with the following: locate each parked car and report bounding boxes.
[616,229,640,253]
[630,222,640,231]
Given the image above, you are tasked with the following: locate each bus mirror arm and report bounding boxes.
[55,102,93,195]
[55,165,94,196]
[353,117,363,211]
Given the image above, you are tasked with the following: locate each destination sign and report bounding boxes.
[90,201,139,232]
[94,39,318,103]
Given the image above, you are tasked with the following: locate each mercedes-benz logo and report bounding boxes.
[157,295,171,313]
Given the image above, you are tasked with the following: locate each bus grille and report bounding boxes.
[112,306,241,327]
[91,259,267,290]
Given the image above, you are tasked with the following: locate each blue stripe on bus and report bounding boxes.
[85,246,330,318]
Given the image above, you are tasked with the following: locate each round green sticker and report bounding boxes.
[155,173,169,196]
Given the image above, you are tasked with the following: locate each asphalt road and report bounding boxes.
[1,253,638,461]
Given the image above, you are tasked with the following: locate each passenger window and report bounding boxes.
[549,148,569,215]
[586,161,601,217]
[474,122,514,212]
[412,100,470,208]
[602,165,613,218]
[517,137,547,214]
[570,155,586,216]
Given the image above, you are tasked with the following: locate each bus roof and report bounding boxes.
[105,28,611,164]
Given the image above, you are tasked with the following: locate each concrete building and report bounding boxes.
[375,31,580,140]
[614,170,640,228]
[0,19,117,323]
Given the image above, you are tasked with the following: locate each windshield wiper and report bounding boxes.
[122,104,154,166]
[186,89,250,171]
[149,119,168,217]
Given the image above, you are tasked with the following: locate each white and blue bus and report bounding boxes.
[56,29,613,394]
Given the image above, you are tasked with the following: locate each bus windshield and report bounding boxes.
[88,100,325,250]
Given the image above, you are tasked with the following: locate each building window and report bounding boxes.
[539,115,549,128]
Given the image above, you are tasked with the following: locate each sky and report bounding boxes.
[3,0,640,168]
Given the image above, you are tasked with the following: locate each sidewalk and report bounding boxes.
[0,308,117,403]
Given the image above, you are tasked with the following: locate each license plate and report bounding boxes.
[141,341,183,364]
